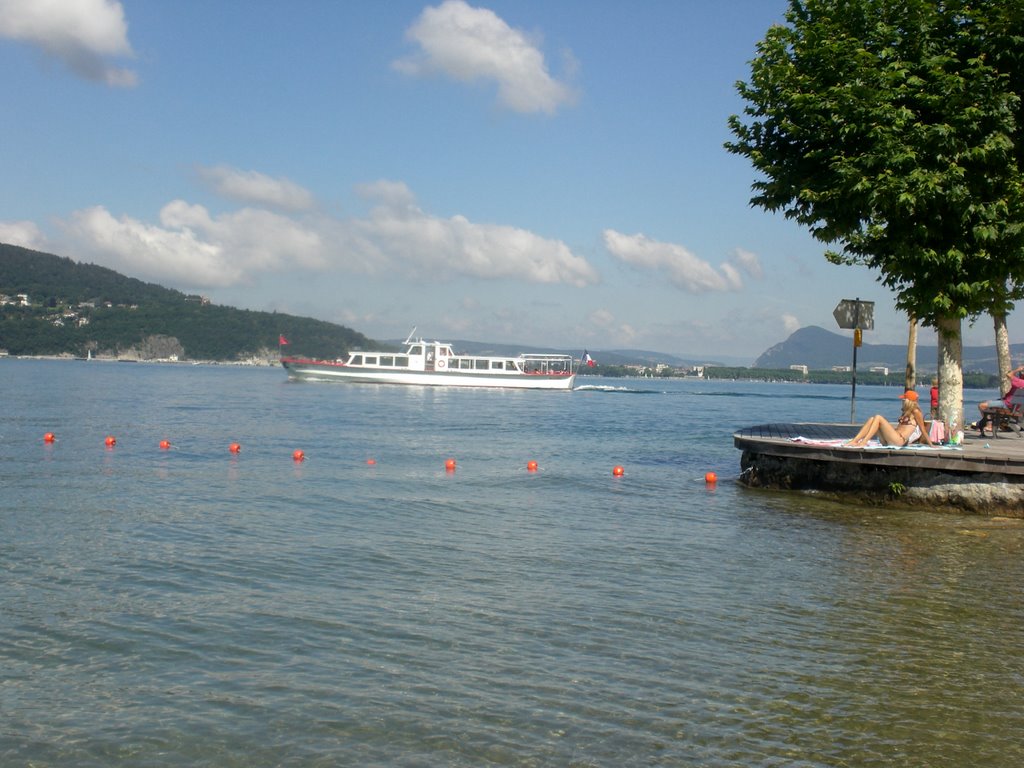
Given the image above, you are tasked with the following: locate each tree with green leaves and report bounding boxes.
[726,0,1024,428]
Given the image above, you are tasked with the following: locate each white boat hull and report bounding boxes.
[281,333,578,390]
[281,359,576,390]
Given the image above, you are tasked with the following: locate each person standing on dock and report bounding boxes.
[846,391,934,448]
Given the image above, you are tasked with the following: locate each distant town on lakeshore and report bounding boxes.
[0,242,1009,387]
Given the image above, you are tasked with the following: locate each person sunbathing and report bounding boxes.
[846,390,934,448]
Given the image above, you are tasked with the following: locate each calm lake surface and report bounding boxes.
[2,359,1022,767]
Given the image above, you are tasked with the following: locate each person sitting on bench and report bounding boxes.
[977,365,1024,437]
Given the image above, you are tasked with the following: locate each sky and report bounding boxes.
[1,0,1017,363]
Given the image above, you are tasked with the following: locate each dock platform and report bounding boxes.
[734,422,1024,514]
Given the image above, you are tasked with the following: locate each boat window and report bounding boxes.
[365,356,378,365]
[475,359,489,370]
[381,356,394,367]
[410,345,423,355]
[396,356,409,366]
[350,354,363,365]
[491,360,503,370]
[507,360,518,371]
[459,359,473,370]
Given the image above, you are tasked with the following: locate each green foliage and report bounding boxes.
[726,0,1024,328]
[0,243,376,359]
[0,243,184,305]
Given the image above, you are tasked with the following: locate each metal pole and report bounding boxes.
[850,299,859,423]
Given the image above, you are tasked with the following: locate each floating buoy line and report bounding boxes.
[38,431,722,484]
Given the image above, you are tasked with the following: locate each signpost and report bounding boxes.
[834,299,875,422]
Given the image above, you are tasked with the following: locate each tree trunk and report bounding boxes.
[904,316,917,391]
[937,314,964,432]
[994,311,1011,395]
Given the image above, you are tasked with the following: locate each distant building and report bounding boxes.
[789,364,808,375]
[832,365,852,372]
[869,366,890,376]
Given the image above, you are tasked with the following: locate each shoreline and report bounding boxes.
[0,354,280,367]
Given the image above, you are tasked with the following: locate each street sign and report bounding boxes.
[833,299,875,330]
[834,298,875,423]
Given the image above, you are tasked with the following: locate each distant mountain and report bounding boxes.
[755,325,1017,374]
[595,348,750,367]
[0,242,375,360]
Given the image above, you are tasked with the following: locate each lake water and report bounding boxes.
[2,359,1022,767]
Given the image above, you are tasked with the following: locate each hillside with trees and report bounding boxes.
[0,243,376,360]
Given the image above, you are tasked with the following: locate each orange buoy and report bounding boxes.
[612,465,625,477]
[366,458,377,465]
[526,460,538,472]
[104,435,117,447]
[445,458,457,472]
[229,442,241,454]
[705,472,717,484]
[43,432,56,443]
[292,449,305,462]
[159,439,171,450]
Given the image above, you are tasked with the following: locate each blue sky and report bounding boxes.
[0,0,1012,361]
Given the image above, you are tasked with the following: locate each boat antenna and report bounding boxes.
[404,326,418,344]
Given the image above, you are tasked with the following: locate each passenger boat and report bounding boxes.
[280,332,577,390]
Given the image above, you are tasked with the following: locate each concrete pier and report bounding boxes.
[734,422,1024,515]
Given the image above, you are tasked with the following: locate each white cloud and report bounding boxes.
[603,230,746,293]
[51,178,598,291]
[588,308,616,329]
[0,219,47,250]
[344,180,599,285]
[394,0,576,114]
[355,179,418,210]
[159,201,328,272]
[585,309,637,345]
[62,205,236,286]
[0,0,137,87]
[730,247,763,279]
[197,165,316,212]
[782,312,801,333]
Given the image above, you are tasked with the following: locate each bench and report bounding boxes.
[979,388,1024,438]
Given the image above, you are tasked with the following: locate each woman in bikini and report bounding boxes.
[846,390,934,448]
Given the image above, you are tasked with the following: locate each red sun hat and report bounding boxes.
[899,390,919,401]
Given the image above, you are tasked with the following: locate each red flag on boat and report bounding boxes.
[279,335,289,345]
[582,351,595,367]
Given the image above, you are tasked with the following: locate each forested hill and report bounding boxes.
[0,243,376,360]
